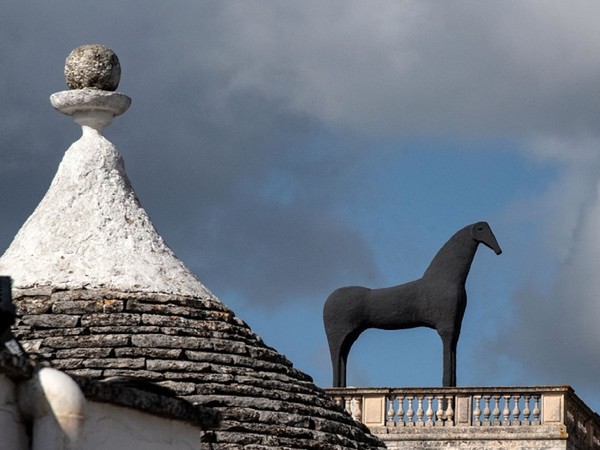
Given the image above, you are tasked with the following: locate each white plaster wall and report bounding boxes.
[78,401,201,450]
[1,373,202,450]
[0,374,29,450]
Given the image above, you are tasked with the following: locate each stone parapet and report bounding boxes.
[325,386,600,449]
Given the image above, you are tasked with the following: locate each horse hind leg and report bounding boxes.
[326,332,354,388]
[328,343,343,388]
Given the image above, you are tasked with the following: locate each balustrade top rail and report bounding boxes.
[324,386,600,447]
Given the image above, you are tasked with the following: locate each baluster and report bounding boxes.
[416,395,425,426]
[386,395,396,427]
[351,397,362,422]
[483,395,491,426]
[397,395,405,427]
[492,395,501,425]
[473,395,482,426]
[406,396,415,426]
[511,395,521,426]
[502,395,511,425]
[425,395,434,426]
[532,395,541,425]
[445,396,454,426]
[435,395,445,426]
[344,397,352,415]
[522,395,531,426]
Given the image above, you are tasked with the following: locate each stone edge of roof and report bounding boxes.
[0,352,219,428]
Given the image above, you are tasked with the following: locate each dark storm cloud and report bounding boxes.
[0,2,383,308]
[4,1,600,403]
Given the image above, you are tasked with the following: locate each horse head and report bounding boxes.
[471,222,502,255]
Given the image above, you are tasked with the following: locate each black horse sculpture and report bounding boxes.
[323,221,501,388]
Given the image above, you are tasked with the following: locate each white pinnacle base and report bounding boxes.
[0,125,213,298]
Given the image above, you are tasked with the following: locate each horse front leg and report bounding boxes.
[441,335,457,387]
[340,352,347,388]
[330,346,343,387]
[329,335,349,387]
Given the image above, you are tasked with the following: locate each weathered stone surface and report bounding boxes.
[52,299,124,314]
[128,299,229,319]
[141,314,188,326]
[21,327,84,337]
[376,425,570,449]
[22,314,79,328]
[159,381,197,395]
[0,101,210,296]
[83,358,145,369]
[64,44,121,90]
[13,288,385,449]
[43,334,129,348]
[75,375,219,428]
[114,348,182,359]
[15,297,52,314]
[131,333,202,349]
[89,325,160,334]
[81,313,140,326]
[146,360,201,372]
[50,89,131,118]
[67,368,103,378]
[52,358,85,369]
[102,369,165,380]
[20,339,43,353]
[56,348,112,359]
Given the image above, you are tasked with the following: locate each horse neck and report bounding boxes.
[422,228,478,285]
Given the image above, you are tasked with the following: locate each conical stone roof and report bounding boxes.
[0,45,384,449]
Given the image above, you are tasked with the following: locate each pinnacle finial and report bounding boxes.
[51,45,130,124]
[64,44,121,91]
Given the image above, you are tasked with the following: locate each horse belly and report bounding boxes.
[366,282,433,330]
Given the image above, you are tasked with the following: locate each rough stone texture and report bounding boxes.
[75,376,220,428]
[377,425,570,449]
[380,436,567,449]
[13,288,385,449]
[51,89,131,117]
[0,108,210,298]
[65,44,121,90]
[0,348,218,431]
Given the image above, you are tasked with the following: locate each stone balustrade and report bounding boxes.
[325,386,600,449]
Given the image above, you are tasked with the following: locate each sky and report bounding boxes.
[2,1,600,412]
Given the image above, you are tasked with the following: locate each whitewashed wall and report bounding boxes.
[0,371,203,450]
[78,402,201,450]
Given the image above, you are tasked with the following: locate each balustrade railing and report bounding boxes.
[324,386,600,447]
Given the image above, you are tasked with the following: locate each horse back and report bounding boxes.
[363,279,436,330]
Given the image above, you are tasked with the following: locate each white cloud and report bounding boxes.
[184,2,600,138]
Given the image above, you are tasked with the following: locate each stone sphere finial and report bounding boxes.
[64,44,121,91]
